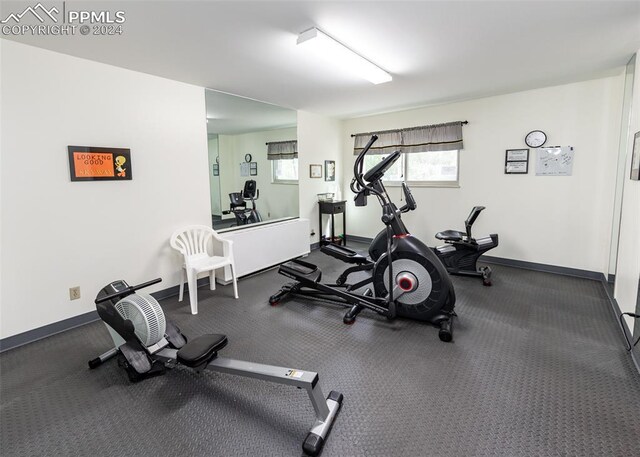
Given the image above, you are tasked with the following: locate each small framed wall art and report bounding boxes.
[68,146,132,181]
[310,164,322,178]
[324,160,336,181]
[631,131,639,181]
[505,148,529,174]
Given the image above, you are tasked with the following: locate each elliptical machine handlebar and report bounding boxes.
[353,135,378,190]
[398,182,417,213]
[95,278,162,304]
[351,135,401,206]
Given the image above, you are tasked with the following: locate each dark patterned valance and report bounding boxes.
[353,121,464,155]
[267,140,298,160]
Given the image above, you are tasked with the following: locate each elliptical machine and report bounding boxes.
[223,180,262,226]
[269,135,456,342]
[89,278,342,456]
[433,206,499,286]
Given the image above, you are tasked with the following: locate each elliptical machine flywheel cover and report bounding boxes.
[373,240,453,321]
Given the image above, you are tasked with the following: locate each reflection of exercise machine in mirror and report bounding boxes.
[206,88,299,231]
[223,180,263,226]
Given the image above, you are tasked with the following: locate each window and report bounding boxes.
[363,150,458,186]
[272,158,298,183]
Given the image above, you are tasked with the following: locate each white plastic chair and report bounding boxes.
[170,225,238,314]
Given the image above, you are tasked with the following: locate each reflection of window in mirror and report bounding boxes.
[272,158,299,184]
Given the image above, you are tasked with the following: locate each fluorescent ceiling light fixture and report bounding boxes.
[297,27,392,85]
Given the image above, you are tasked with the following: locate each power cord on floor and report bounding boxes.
[619,312,640,351]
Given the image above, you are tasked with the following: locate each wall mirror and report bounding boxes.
[206,89,298,232]
[608,54,635,289]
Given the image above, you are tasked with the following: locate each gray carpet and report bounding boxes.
[1,246,639,456]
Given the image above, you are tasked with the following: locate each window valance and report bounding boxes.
[267,140,298,160]
[353,121,464,155]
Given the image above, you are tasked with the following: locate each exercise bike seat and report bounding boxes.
[435,230,466,242]
[177,334,228,368]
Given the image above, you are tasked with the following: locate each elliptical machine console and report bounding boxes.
[270,135,457,342]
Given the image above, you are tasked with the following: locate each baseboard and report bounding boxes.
[480,255,604,281]
[3,252,636,373]
[0,277,209,353]
[311,235,371,252]
[0,310,101,353]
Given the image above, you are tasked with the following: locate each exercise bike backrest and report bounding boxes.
[465,206,485,239]
[243,180,259,200]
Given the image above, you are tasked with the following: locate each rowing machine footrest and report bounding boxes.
[279,259,322,283]
[321,244,369,264]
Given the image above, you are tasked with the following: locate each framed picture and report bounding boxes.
[631,131,640,181]
[324,160,336,181]
[505,148,529,174]
[310,164,322,178]
[212,164,219,176]
[249,161,258,176]
[67,146,132,181]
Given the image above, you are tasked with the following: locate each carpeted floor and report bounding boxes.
[1,245,639,456]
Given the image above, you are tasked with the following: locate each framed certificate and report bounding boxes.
[505,149,529,174]
[506,161,528,174]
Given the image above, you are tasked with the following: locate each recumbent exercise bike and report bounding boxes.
[89,278,342,456]
[223,179,262,226]
[270,135,457,342]
[433,206,499,286]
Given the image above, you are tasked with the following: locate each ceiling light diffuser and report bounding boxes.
[297,27,392,85]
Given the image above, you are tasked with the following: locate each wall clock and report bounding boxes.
[525,130,547,148]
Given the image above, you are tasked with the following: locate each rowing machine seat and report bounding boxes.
[177,334,228,368]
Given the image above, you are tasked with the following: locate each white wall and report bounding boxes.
[0,41,210,338]
[342,76,624,274]
[297,111,343,245]
[614,51,640,335]
[217,127,298,221]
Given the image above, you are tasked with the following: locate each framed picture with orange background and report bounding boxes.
[68,146,132,181]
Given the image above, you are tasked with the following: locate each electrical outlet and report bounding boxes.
[69,286,81,300]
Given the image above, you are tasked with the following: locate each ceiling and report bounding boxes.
[205,89,296,135]
[3,1,639,118]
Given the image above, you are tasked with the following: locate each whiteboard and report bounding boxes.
[536,146,574,176]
